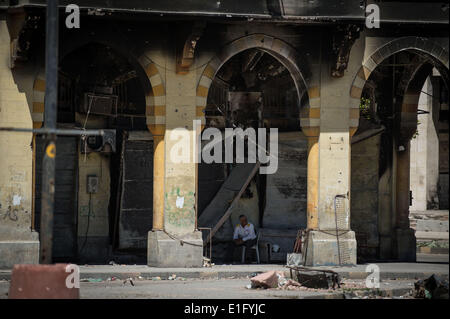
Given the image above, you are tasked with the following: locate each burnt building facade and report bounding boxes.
[0,1,448,268]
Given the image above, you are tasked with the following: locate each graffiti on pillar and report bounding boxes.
[1,206,19,221]
[0,187,28,222]
[165,187,195,228]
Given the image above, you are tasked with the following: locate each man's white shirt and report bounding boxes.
[233,223,257,241]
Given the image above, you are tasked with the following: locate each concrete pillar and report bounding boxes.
[304,72,357,266]
[149,132,165,230]
[426,77,440,209]
[147,52,203,267]
[0,21,40,268]
[394,141,416,261]
[305,133,319,230]
[410,77,440,211]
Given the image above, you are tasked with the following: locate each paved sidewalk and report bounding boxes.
[1,261,448,281]
[0,278,416,299]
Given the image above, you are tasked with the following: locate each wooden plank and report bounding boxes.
[204,161,260,246]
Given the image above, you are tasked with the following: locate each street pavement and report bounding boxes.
[0,277,416,299]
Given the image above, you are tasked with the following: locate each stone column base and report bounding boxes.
[395,228,416,262]
[147,230,203,267]
[304,230,357,266]
[0,237,40,269]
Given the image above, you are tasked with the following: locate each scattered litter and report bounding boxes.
[203,257,213,268]
[81,278,103,283]
[168,274,177,280]
[108,261,117,266]
[151,276,162,281]
[122,278,134,286]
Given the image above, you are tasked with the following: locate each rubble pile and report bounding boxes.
[414,274,449,299]
[248,270,342,291]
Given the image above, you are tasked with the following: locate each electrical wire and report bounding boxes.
[82,87,98,162]
[163,230,204,247]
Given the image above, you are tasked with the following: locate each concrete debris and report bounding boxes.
[414,274,449,299]
[250,270,285,289]
[249,269,341,291]
[280,279,302,290]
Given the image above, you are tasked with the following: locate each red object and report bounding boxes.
[8,264,80,299]
[250,270,284,289]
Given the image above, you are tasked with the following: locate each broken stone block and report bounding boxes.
[250,270,284,289]
[281,279,302,290]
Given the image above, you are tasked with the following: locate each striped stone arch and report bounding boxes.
[32,70,45,129]
[398,63,435,144]
[196,34,314,132]
[32,59,166,134]
[137,56,166,136]
[349,36,449,135]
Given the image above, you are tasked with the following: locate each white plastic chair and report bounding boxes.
[241,232,260,264]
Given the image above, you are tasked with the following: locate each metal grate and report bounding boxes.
[334,195,351,265]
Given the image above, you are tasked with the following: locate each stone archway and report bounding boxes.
[195,34,324,234]
[350,36,449,109]
[349,36,449,261]
[196,34,314,132]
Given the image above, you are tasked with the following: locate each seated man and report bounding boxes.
[226,214,257,263]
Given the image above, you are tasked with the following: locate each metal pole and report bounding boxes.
[40,0,59,264]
